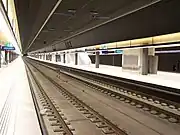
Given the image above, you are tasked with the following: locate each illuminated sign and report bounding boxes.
[115,49,123,54]
[101,50,108,54]
[2,46,15,50]
[101,50,114,54]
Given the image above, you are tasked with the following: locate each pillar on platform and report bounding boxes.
[11,52,14,62]
[49,54,52,61]
[51,53,55,62]
[122,48,158,75]
[10,51,13,62]
[148,48,158,74]
[75,53,78,65]
[5,51,8,64]
[141,48,148,75]
[46,54,47,60]
[63,53,66,63]
[9,51,11,63]
[56,53,63,62]
[55,54,58,62]
[95,51,100,68]
[60,54,63,63]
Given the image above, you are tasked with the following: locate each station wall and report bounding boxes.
[158,53,180,73]
[89,54,122,67]
[55,52,91,65]
[90,53,180,73]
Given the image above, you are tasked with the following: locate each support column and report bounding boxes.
[63,53,66,63]
[148,48,158,74]
[149,56,158,74]
[60,54,63,63]
[5,51,8,64]
[75,53,78,65]
[95,51,100,68]
[55,54,58,62]
[11,52,14,62]
[141,48,148,75]
[10,51,13,62]
[13,53,15,61]
[9,51,11,63]
[112,55,115,66]
[49,54,50,61]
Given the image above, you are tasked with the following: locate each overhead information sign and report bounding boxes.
[115,49,123,54]
[2,46,15,50]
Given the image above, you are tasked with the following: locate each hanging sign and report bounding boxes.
[115,49,123,54]
[2,46,15,50]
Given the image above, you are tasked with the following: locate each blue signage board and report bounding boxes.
[2,46,15,51]
[115,49,123,54]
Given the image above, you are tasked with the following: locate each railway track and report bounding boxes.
[25,60,128,135]
[35,58,180,103]
[26,58,180,124]
[60,68,180,123]
[26,64,75,135]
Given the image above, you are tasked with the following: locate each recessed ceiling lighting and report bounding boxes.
[64,29,71,32]
[43,41,47,44]
[68,9,76,13]
[96,16,110,20]
[49,28,55,31]
[54,12,73,17]
[42,30,49,33]
[90,11,98,15]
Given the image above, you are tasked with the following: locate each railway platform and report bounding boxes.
[0,57,41,135]
[29,56,180,89]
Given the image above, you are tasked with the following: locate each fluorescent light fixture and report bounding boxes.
[49,28,55,31]
[64,29,71,32]
[68,9,76,13]
[54,12,74,17]
[96,16,110,20]
[90,11,98,15]
[156,50,180,54]
[42,30,49,33]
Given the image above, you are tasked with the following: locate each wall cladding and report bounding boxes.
[123,55,138,66]
[89,54,122,67]
[89,53,180,73]
[158,53,180,73]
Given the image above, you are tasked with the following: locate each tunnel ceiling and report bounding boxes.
[14,0,180,53]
